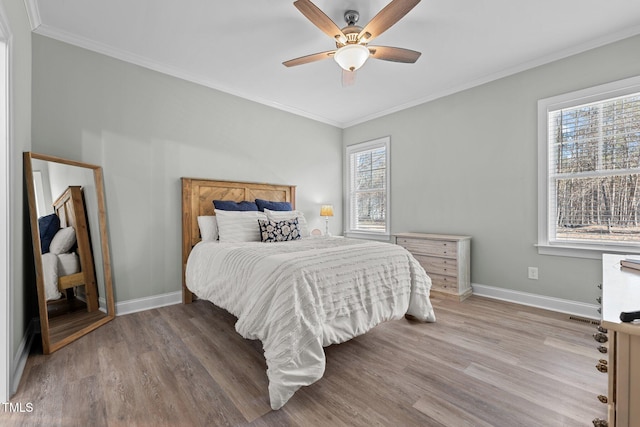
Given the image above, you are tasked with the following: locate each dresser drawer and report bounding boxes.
[414,254,458,278]
[396,238,456,258]
[429,273,458,293]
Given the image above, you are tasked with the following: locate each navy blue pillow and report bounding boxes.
[213,200,259,211]
[38,213,60,254]
[255,198,292,212]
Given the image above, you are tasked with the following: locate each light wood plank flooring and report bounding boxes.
[2,296,608,426]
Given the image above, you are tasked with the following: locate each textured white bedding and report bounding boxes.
[42,252,80,301]
[185,237,436,409]
[42,253,62,301]
[57,252,80,276]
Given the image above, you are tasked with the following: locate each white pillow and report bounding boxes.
[49,227,76,254]
[197,216,219,241]
[264,209,310,238]
[214,210,267,242]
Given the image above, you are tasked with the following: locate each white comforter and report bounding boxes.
[42,252,80,301]
[185,237,436,409]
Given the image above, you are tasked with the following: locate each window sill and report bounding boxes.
[344,231,391,242]
[536,243,640,260]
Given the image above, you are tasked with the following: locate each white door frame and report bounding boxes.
[0,3,12,403]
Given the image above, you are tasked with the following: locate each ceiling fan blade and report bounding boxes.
[341,69,357,87]
[369,46,421,63]
[283,50,336,67]
[294,0,347,44]
[358,0,421,43]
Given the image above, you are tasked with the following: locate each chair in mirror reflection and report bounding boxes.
[24,152,115,354]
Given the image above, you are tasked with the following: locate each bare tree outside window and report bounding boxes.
[354,147,386,230]
[549,94,640,243]
[346,137,390,236]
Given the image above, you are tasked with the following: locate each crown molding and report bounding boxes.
[343,24,640,128]
[32,24,343,128]
[23,0,41,31]
[29,11,640,129]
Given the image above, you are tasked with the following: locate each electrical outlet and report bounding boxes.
[528,267,539,280]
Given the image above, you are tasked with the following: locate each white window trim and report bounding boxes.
[537,75,640,259]
[344,136,391,240]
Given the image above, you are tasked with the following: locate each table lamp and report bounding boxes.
[320,205,334,236]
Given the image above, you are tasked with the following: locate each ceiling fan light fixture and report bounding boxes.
[334,44,369,71]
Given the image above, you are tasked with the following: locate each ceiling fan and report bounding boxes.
[283,0,422,85]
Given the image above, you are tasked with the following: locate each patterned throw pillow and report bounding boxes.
[258,218,301,242]
[264,209,310,238]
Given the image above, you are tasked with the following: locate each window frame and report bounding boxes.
[537,75,640,259]
[344,136,391,240]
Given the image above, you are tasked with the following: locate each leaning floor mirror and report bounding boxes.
[24,152,115,354]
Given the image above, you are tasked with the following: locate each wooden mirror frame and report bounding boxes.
[24,152,115,354]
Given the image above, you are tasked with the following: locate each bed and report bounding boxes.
[181,178,436,409]
[42,186,99,311]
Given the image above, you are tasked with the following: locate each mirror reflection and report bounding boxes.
[24,152,115,354]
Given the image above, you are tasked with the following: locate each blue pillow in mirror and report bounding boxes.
[213,200,259,211]
[255,198,292,212]
[38,213,60,254]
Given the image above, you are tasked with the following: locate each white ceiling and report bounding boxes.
[26,0,640,128]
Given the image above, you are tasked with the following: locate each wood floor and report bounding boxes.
[3,295,608,426]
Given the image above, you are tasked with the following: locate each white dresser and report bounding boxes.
[394,232,471,301]
[600,254,640,427]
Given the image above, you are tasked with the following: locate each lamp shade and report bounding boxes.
[333,44,370,72]
[320,205,334,217]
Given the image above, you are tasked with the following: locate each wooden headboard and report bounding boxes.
[181,178,296,303]
[52,186,99,311]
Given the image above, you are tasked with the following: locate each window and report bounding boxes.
[538,76,640,258]
[345,137,390,238]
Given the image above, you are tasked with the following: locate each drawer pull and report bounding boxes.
[596,296,602,304]
[597,345,607,354]
[598,283,602,289]
[592,418,608,427]
[596,363,608,373]
[599,358,607,365]
[597,326,607,333]
[593,332,608,343]
[597,394,608,404]
[597,307,601,314]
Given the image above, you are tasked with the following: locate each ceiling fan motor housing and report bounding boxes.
[344,10,359,26]
[338,26,363,47]
[340,11,364,45]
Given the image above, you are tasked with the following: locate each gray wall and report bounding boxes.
[32,35,343,302]
[30,29,640,309]
[344,34,640,304]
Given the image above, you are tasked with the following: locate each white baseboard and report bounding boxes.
[115,286,600,320]
[11,318,37,395]
[115,291,182,316]
[472,283,600,320]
